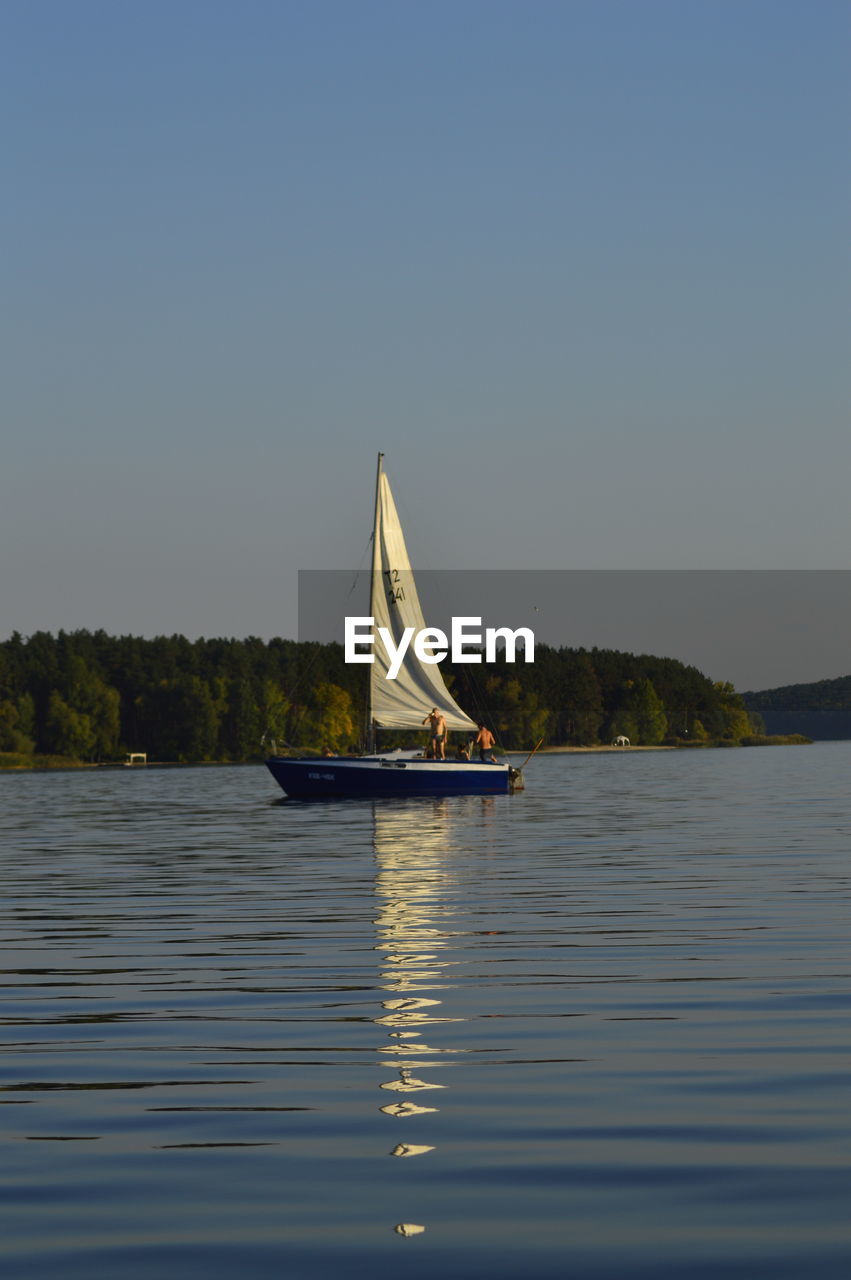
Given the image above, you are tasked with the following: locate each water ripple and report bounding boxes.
[1,749,849,1277]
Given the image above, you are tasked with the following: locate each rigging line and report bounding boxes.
[458,660,509,755]
[415,562,511,754]
[402,555,513,755]
[457,646,536,759]
[410,563,479,728]
[346,531,374,601]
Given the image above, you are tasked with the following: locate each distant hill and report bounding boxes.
[743,675,851,740]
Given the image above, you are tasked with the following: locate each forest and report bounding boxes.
[743,675,851,741]
[0,629,783,766]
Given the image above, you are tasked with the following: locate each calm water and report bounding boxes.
[1,745,849,1279]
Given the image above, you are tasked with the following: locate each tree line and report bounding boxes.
[743,675,851,741]
[0,629,765,763]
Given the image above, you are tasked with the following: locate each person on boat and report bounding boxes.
[423,708,447,760]
[456,741,470,760]
[475,724,496,762]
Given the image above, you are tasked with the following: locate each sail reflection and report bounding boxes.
[373,800,469,1230]
[378,1070,445,1094]
[380,1101,439,1118]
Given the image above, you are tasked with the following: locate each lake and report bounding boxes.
[1,744,849,1278]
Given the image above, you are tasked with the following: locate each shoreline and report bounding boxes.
[1,740,817,773]
[536,745,677,754]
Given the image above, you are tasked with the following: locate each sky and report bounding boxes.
[301,570,851,692]
[2,1,849,689]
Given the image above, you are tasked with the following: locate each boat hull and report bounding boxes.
[266,756,511,798]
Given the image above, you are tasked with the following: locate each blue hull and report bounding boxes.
[266,756,512,798]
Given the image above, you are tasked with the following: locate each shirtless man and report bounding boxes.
[475,724,496,762]
[423,708,447,760]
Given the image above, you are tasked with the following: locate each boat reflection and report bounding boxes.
[373,800,468,1232]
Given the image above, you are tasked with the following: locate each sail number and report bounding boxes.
[383,568,405,605]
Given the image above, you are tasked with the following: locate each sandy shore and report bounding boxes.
[536,745,677,754]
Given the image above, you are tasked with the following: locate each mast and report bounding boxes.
[367,451,384,753]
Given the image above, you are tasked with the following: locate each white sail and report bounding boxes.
[370,468,477,732]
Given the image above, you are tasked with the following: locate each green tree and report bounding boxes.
[629,678,668,745]
[260,680,291,753]
[220,675,262,760]
[491,678,552,749]
[136,675,220,761]
[0,696,35,754]
[44,691,96,758]
[57,656,121,759]
[610,678,668,745]
[561,653,604,745]
[713,682,752,741]
[299,683,355,752]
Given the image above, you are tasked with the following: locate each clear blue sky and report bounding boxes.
[2,1,848,682]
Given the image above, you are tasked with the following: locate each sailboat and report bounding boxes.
[266,455,521,798]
